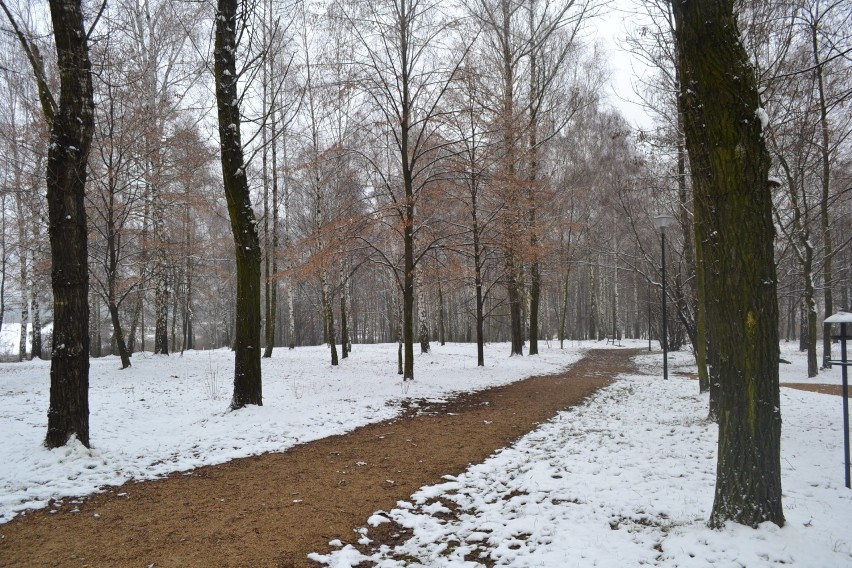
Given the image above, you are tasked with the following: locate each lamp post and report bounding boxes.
[648,280,652,352]
[825,311,852,489]
[653,214,675,380]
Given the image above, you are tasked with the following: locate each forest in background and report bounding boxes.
[0,0,848,377]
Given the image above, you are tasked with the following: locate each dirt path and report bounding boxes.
[0,348,639,568]
[676,371,849,398]
[783,383,851,397]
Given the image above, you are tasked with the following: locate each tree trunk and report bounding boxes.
[109,301,131,369]
[320,271,338,366]
[214,0,262,409]
[437,278,445,347]
[340,288,349,359]
[813,23,834,369]
[170,271,179,353]
[587,260,597,340]
[529,261,541,354]
[527,3,540,356]
[261,21,272,359]
[91,293,101,358]
[183,205,194,352]
[152,222,169,355]
[287,284,295,349]
[559,269,570,348]
[283,125,295,351]
[40,0,95,448]
[339,257,349,358]
[416,271,429,354]
[694,219,710,393]
[16,196,29,362]
[263,87,279,358]
[472,195,485,366]
[0,197,6,338]
[395,287,403,375]
[673,0,783,528]
[676,99,708,388]
[127,291,141,355]
[506,260,524,355]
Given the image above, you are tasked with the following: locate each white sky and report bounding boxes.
[589,0,654,130]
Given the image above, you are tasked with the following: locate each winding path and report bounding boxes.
[0,348,640,567]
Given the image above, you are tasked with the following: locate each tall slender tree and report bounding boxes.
[345,0,468,380]
[214,0,262,409]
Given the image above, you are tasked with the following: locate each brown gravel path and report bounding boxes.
[783,383,851,397]
[0,348,639,568]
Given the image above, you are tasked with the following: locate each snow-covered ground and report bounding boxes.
[311,345,852,568]
[0,339,587,524]
[2,336,850,567]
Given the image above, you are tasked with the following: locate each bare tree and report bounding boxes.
[213,0,262,408]
[1,0,96,447]
[344,0,469,380]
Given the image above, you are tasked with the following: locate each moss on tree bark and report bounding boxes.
[672,0,784,528]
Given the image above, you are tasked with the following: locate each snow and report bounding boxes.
[756,107,770,130]
[2,337,851,567]
[313,346,852,568]
[825,311,852,324]
[0,340,584,524]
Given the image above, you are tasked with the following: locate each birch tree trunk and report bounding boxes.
[412,269,427,354]
[13,169,29,361]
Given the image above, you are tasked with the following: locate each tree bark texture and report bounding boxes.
[673,0,783,528]
[416,271,429,354]
[694,220,710,393]
[813,23,834,369]
[15,192,29,362]
[43,0,95,448]
[214,0,262,409]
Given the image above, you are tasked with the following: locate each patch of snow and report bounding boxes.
[0,341,586,523]
[756,107,770,129]
[314,344,852,567]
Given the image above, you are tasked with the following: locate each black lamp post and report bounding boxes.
[648,280,652,352]
[825,311,852,489]
[654,214,675,380]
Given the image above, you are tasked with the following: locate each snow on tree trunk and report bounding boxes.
[38,0,96,448]
[214,0,262,410]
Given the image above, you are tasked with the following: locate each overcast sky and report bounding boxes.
[589,0,654,130]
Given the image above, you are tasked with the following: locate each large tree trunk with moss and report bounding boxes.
[672,0,783,529]
[214,0,262,409]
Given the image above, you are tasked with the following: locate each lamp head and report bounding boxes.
[653,214,675,233]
